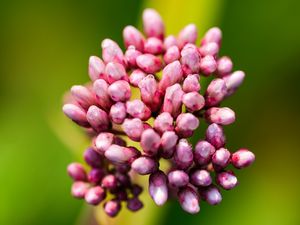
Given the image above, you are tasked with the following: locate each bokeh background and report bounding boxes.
[1,0,300,225]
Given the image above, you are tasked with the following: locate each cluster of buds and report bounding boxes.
[63,8,255,217]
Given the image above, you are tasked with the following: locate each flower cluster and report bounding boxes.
[63,8,255,217]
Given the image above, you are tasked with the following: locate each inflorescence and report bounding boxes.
[63,8,255,217]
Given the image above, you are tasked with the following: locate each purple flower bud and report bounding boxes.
[123,26,145,52]
[86,105,109,132]
[164,35,177,49]
[182,92,205,112]
[131,156,158,175]
[101,174,118,189]
[178,186,200,214]
[163,45,180,64]
[144,37,164,55]
[101,39,125,66]
[206,107,235,125]
[217,56,233,77]
[174,139,193,170]
[212,147,231,169]
[159,60,183,91]
[129,69,146,87]
[177,24,198,49]
[216,171,238,190]
[62,104,89,127]
[109,102,126,124]
[199,42,219,57]
[108,80,131,102]
[206,123,226,149]
[149,171,168,206]
[85,186,106,205]
[115,172,131,187]
[160,131,178,159]
[127,197,144,211]
[201,185,222,205]
[94,132,114,154]
[131,184,143,196]
[122,118,144,141]
[182,74,200,93]
[71,181,89,199]
[231,149,255,169]
[200,55,217,75]
[105,145,140,164]
[126,99,151,121]
[84,147,102,168]
[71,85,96,109]
[67,163,87,181]
[140,129,160,156]
[180,44,201,75]
[223,70,245,96]
[205,78,227,107]
[93,79,112,110]
[175,113,199,138]
[105,62,128,84]
[190,169,212,187]
[104,200,121,217]
[88,56,105,81]
[154,112,174,134]
[136,54,162,74]
[163,84,184,118]
[168,170,189,188]
[88,168,105,184]
[194,140,216,165]
[142,9,165,40]
[125,46,142,68]
[201,27,222,46]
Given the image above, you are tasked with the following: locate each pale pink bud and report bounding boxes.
[131,156,158,175]
[159,60,183,91]
[129,69,146,87]
[201,186,222,205]
[178,186,200,214]
[182,92,205,112]
[71,181,89,199]
[125,45,142,67]
[182,74,200,93]
[168,170,189,188]
[177,24,198,49]
[143,9,165,40]
[105,62,128,84]
[200,55,217,75]
[217,56,233,77]
[154,112,174,134]
[67,163,87,181]
[201,27,222,46]
[140,129,160,156]
[163,45,180,64]
[163,84,184,118]
[136,54,162,74]
[101,38,125,66]
[122,118,144,141]
[205,78,227,107]
[101,174,118,189]
[216,171,238,190]
[108,80,131,102]
[212,148,231,168]
[175,113,199,138]
[199,42,219,57]
[93,79,112,110]
[164,35,177,49]
[190,169,212,187]
[62,104,89,127]
[194,140,216,165]
[206,123,226,149]
[105,145,140,164]
[71,85,96,109]
[123,26,145,51]
[94,132,115,154]
[86,105,109,132]
[180,44,201,75]
[104,200,121,217]
[88,56,105,81]
[174,139,193,170]
[223,70,245,96]
[85,186,106,205]
[109,102,126,124]
[149,171,168,206]
[205,107,235,125]
[231,149,255,169]
[126,99,151,121]
[160,131,178,158]
[144,37,164,55]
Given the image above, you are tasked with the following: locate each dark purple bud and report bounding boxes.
[101,174,118,190]
[231,148,255,169]
[104,200,121,217]
[85,186,106,205]
[216,171,238,190]
[205,78,227,107]
[212,148,231,168]
[116,190,128,201]
[160,131,178,159]
[67,162,87,181]
[149,171,168,206]
[88,168,105,184]
[173,139,193,170]
[115,172,131,187]
[205,107,235,125]
[178,186,200,214]
[86,105,109,132]
[140,129,160,156]
[62,104,89,127]
[127,197,144,211]
[71,181,89,199]
[190,169,212,187]
[175,113,199,138]
[83,147,102,168]
[194,140,216,165]
[168,170,189,188]
[201,185,222,205]
[131,156,158,175]
[105,145,140,164]
[131,184,143,196]
[206,123,226,149]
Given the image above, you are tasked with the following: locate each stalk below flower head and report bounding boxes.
[63,8,255,217]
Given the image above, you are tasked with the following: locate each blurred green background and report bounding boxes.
[1,0,300,225]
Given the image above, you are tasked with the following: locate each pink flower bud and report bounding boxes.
[94,132,115,154]
[88,168,105,184]
[71,181,89,199]
[129,69,146,87]
[88,56,105,81]
[85,186,106,205]
[201,27,222,46]
[105,62,128,84]
[143,9,165,40]
[62,104,89,127]
[122,118,144,141]
[83,147,103,168]
[164,35,177,49]
[86,105,109,132]
[201,185,222,205]
[104,200,121,217]
[123,25,145,52]
[177,24,198,49]
[93,79,112,110]
[194,140,216,165]
[168,170,189,188]
[175,113,199,138]
[174,139,193,169]
[159,60,183,91]
[217,56,233,77]
[109,102,126,124]
[178,186,200,214]
[206,123,226,149]
[160,131,178,159]
[190,169,212,187]
[101,39,125,66]
[136,54,162,74]
[205,78,227,107]
[108,80,131,102]
[231,149,255,169]
[105,145,140,164]
[154,112,174,134]
[139,75,162,111]
[67,163,87,181]
[126,99,151,120]
[71,85,96,109]
[199,42,219,57]
[182,74,200,93]
[216,171,238,190]
[127,197,144,212]
[180,44,201,75]
[205,107,235,125]
[223,70,245,96]
[182,92,205,112]
[149,171,168,206]
[212,148,231,168]
[125,46,142,67]
[140,129,160,156]
[163,84,184,118]
[131,156,158,175]
[144,37,164,55]
[200,55,217,75]
[163,45,180,64]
